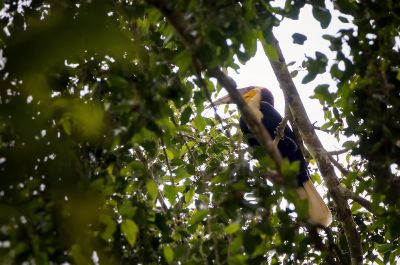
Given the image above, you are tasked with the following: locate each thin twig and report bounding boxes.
[191,58,238,153]
[327,154,377,215]
[134,148,169,213]
[313,124,330,133]
[146,0,283,171]
[207,217,222,265]
[328,147,353,156]
[324,227,350,265]
[160,138,175,186]
[273,115,289,146]
[328,153,350,176]
[307,226,341,265]
[263,170,283,184]
[170,115,198,166]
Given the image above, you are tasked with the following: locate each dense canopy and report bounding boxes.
[0,1,399,264]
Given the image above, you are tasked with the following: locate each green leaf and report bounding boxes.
[185,187,195,204]
[189,209,208,225]
[164,185,178,204]
[146,179,158,200]
[351,202,362,213]
[243,232,262,254]
[242,29,257,57]
[180,106,193,125]
[263,43,279,62]
[165,149,175,160]
[312,172,322,185]
[302,72,317,84]
[163,245,174,264]
[334,0,358,14]
[290,70,299,78]
[225,223,241,235]
[119,201,137,218]
[312,6,332,29]
[175,50,192,72]
[292,33,307,45]
[101,218,117,241]
[281,159,300,185]
[228,254,248,265]
[313,84,334,104]
[59,117,72,135]
[121,219,139,247]
[193,115,206,131]
[71,245,91,264]
[342,140,356,148]
[338,16,349,23]
[229,235,243,254]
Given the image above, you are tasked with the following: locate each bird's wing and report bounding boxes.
[239,102,309,184]
[240,102,299,154]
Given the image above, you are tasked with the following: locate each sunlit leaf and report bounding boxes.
[121,219,139,247]
[189,209,208,225]
[164,185,178,204]
[163,245,174,264]
[225,223,241,235]
[146,179,158,200]
[263,43,279,62]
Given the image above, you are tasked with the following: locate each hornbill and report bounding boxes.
[213,86,332,227]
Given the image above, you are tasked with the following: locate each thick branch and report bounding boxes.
[286,105,312,162]
[208,68,283,170]
[145,0,284,173]
[328,154,350,176]
[340,186,374,214]
[145,0,283,171]
[264,34,363,265]
[144,1,360,262]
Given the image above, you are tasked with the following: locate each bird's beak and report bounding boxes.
[207,87,254,108]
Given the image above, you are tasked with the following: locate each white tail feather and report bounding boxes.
[296,180,332,227]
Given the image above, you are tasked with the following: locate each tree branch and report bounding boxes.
[328,147,353,156]
[207,68,283,170]
[328,153,351,176]
[339,186,375,214]
[160,138,176,188]
[273,115,289,146]
[307,226,341,265]
[144,1,362,262]
[285,96,312,162]
[145,0,283,173]
[134,149,169,213]
[326,154,376,215]
[263,34,363,265]
[324,227,350,265]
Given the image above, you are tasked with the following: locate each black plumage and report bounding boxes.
[212,86,332,226]
[239,101,309,185]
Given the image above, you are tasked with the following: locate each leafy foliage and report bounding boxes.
[0,0,399,264]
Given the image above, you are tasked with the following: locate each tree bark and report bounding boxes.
[264,34,363,265]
